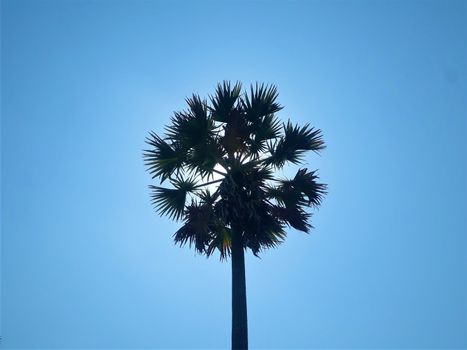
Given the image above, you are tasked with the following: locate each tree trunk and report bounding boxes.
[231,226,248,350]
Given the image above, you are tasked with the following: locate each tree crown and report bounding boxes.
[144,81,326,258]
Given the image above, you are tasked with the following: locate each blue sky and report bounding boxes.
[1,0,466,348]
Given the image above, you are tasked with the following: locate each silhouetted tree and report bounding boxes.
[144,81,326,350]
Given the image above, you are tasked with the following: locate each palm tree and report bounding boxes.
[144,81,326,350]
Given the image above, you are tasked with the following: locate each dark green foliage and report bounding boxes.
[149,177,197,221]
[144,81,326,259]
[174,203,213,254]
[210,81,242,123]
[266,121,325,167]
[143,132,185,183]
[248,114,282,157]
[289,168,327,207]
[242,83,283,122]
[186,141,224,179]
[165,110,215,150]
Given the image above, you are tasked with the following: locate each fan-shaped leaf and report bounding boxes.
[290,168,327,206]
[174,203,215,254]
[186,141,225,179]
[165,107,215,151]
[266,168,326,211]
[209,81,242,122]
[265,121,325,167]
[149,178,196,221]
[143,131,185,182]
[265,183,304,208]
[242,83,283,122]
[272,205,312,233]
[244,208,286,256]
[206,224,231,259]
[248,114,281,156]
[186,94,208,120]
[196,189,220,205]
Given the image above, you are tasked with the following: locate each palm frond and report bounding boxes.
[196,189,220,205]
[226,192,287,256]
[186,141,225,179]
[165,107,215,151]
[206,224,231,259]
[266,168,326,210]
[230,160,273,186]
[242,83,283,122]
[245,167,274,187]
[272,205,312,233]
[221,108,250,154]
[143,131,185,182]
[248,114,281,157]
[172,176,198,191]
[210,81,242,123]
[149,177,197,221]
[186,94,208,120]
[265,121,325,167]
[290,168,327,206]
[265,183,305,208]
[244,212,286,256]
[264,185,285,204]
[173,203,215,254]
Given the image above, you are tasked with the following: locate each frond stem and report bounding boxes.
[213,168,227,176]
[194,179,223,189]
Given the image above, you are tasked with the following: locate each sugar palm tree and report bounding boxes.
[144,81,326,350]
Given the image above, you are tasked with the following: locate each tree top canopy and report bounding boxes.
[144,81,326,258]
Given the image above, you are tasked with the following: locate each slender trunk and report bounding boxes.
[231,226,248,350]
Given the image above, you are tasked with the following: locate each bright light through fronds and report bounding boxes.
[143,81,326,258]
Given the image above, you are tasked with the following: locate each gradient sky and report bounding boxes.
[1,0,466,348]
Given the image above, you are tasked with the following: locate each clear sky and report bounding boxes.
[1,0,466,348]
